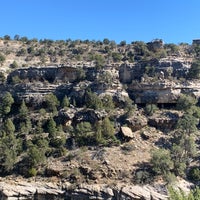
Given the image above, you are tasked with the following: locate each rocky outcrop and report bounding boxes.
[0,180,65,200]
[73,109,108,124]
[147,39,164,52]
[126,114,148,132]
[3,58,197,105]
[0,180,168,200]
[128,80,181,104]
[66,184,168,199]
[148,111,180,132]
[119,57,190,85]
[119,64,134,84]
[128,80,200,104]
[7,66,79,84]
[158,58,190,79]
[118,58,195,104]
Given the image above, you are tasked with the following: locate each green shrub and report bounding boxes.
[28,167,37,177]
[150,148,173,175]
[188,167,200,182]
[176,94,197,111]
[168,186,200,200]
[188,60,200,79]
[134,169,154,184]
[145,104,158,116]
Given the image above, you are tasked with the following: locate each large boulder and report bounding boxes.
[120,126,134,141]
[126,114,148,132]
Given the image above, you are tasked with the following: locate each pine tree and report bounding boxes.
[101,117,115,139]
[19,100,28,119]
[45,93,59,113]
[3,118,15,135]
[46,117,57,138]
[0,92,14,115]
[61,95,70,108]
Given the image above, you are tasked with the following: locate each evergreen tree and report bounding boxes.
[3,118,15,135]
[188,60,200,79]
[46,117,57,138]
[35,120,44,134]
[0,92,14,116]
[27,145,46,167]
[19,118,32,135]
[101,117,115,139]
[45,93,60,113]
[61,95,70,108]
[19,100,28,119]
[0,124,21,173]
[85,90,102,110]
[3,148,17,173]
[94,121,103,144]
[176,113,198,135]
[150,148,173,175]
[170,113,197,177]
[176,94,197,112]
[168,186,200,200]
[102,94,115,112]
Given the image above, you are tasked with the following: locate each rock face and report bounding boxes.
[118,58,197,104]
[73,108,108,124]
[3,57,199,105]
[128,80,200,104]
[148,111,180,132]
[147,39,164,52]
[0,180,168,200]
[7,66,79,84]
[119,58,191,84]
[0,181,65,200]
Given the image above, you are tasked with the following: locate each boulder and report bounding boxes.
[120,126,134,141]
[126,114,148,132]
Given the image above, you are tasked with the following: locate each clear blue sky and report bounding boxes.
[1,0,200,44]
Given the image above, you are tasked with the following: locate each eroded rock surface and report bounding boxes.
[0,180,168,200]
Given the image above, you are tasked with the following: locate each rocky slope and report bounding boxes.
[0,37,199,199]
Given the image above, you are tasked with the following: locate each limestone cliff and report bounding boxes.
[4,58,198,105]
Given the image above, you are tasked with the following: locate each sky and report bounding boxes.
[1,0,200,44]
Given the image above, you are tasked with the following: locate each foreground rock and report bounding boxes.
[0,179,168,200]
[0,180,65,200]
